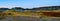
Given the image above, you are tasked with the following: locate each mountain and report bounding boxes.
[32,6,60,10]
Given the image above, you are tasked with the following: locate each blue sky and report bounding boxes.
[0,0,60,8]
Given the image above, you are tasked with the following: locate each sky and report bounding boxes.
[0,0,60,9]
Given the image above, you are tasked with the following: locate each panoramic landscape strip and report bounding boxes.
[0,6,60,21]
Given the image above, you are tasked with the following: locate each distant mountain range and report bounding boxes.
[35,6,60,10]
[0,6,60,11]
